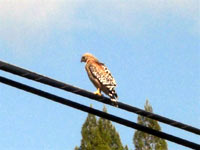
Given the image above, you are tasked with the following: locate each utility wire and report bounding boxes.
[0,60,200,135]
[0,76,199,150]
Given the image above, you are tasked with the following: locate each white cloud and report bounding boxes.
[0,0,197,32]
[0,0,198,54]
[0,0,82,54]
[0,0,81,30]
[83,0,199,30]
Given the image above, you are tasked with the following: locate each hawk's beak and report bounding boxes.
[81,57,85,62]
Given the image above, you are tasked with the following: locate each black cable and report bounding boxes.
[0,76,199,150]
[0,60,200,135]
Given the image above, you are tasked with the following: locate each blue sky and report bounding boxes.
[0,0,199,149]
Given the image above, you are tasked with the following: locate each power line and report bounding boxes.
[0,76,199,150]
[0,60,200,136]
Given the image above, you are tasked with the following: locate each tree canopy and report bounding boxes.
[75,105,127,150]
[133,100,168,150]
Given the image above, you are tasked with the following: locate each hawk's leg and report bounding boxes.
[94,88,102,96]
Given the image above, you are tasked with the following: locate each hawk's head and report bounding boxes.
[81,53,98,63]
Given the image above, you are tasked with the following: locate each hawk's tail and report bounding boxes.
[108,89,118,107]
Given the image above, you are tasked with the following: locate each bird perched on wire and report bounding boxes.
[81,53,118,106]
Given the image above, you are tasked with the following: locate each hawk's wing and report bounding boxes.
[88,62,118,104]
[88,63,116,87]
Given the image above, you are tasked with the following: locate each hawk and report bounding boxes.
[81,53,118,105]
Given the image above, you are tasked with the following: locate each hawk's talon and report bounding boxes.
[94,88,102,96]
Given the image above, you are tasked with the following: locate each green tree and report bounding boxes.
[77,105,128,150]
[74,146,80,150]
[124,145,129,150]
[80,110,103,150]
[98,106,124,150]
[133,100,168,150]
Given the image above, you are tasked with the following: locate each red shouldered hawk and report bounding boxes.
[81,53,118,106]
